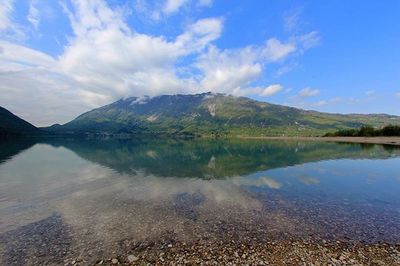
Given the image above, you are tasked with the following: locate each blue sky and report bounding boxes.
[0,0,399,126]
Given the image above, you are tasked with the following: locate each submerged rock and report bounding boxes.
[127,255,138,263]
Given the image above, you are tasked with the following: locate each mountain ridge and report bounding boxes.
[42,92,400,137]
[0,106,40,137]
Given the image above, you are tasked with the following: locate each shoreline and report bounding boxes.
[63,239,400,265]
[239,136,400,146]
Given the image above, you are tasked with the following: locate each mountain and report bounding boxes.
[44,92,400,137]
[0,106,40,136]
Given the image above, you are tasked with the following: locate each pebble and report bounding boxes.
[127,255,138,263]
[111,258,118,264]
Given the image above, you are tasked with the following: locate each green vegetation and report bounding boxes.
[43,93,400,137]
[324,125,400,137]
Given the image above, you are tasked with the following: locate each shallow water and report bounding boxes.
[0,138,400,264]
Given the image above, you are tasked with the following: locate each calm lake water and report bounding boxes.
[0,138,400,264]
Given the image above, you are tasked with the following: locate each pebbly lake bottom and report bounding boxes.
[0,137,400,265]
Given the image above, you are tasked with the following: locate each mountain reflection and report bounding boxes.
[34,137,400,178]
[0,138,37,164]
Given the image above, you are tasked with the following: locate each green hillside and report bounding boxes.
[44,93,400,137]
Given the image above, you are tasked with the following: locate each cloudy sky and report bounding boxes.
[0,0,400,126]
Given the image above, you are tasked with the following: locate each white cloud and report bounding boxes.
[198,0,213,7]
[0,69,106,126]
[237,84,284,97]
[396,92,400,98]
[0,0,318,126]
[0,0,13,31]
[259,84,283,97]
[276,62,298,77]
[175,17,223,53]
[163,0,189,15]
[196,36,301,95]
[261,38,296,62]
[267,32,319,76]
[196,45,261,94]
[283,8,302,32]
[0,0,25,40]
[137,0,214,20]
[27,0,40,30]
[299,87,320,98]
[0,0,223,125]
[297,31,320,50]
[0,40,56,71]
[0,40,110,125]
[60,1,223,98]
[162,0,214,15]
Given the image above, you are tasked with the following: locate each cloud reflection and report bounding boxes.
[299,176,320,185]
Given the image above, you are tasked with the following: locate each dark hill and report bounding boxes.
[0,106,40,137]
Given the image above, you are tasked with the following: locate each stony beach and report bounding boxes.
[61,239,400,266]
[2,214,399,265]
[2,192,400,265]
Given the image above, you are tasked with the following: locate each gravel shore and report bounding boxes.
[2,211,399,265]
[63,238,400,265]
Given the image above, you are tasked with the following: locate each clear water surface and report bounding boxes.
[0,138,399,264]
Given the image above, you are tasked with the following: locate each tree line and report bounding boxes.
[324,125,400,137]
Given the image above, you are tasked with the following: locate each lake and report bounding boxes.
[1,138,400,265]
